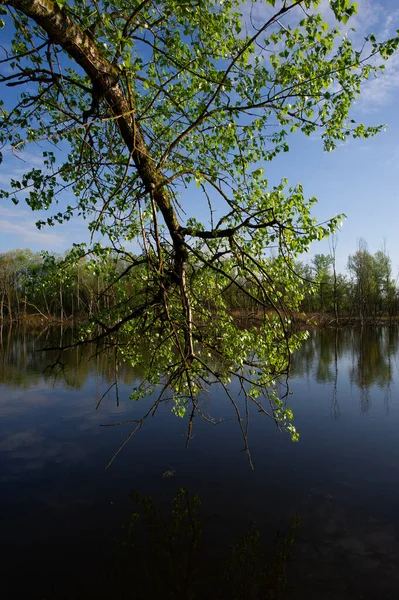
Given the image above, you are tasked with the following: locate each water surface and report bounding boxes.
[1,326,399,599]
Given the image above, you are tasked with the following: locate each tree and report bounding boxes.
[329,234,339,323]
[373,246,397,319]
[348,240,375,322]
[0,248,38,320]
[311,254,333,313]
[0,0,398,462]
[347,240,397,323]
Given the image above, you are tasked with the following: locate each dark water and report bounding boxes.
[1,326,399,599]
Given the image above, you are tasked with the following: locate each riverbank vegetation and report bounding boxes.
[1,239,397,326]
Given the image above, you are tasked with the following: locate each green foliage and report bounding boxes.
[0,0,398,457]
[296,242,399,320]
[347,241,397,320]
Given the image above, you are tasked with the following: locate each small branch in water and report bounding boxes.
[96,382,116,410]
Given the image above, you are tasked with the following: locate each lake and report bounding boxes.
[1,325,399,599]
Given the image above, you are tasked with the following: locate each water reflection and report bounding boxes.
[331,328,340,420]
[113,488,299,600]
[292,326,397,415]
[2,324,399,403]
[2,325,399,598]
[349,328,396,416]
[0,323,139,392]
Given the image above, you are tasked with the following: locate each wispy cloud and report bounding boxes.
[0,215,65,248]
[241,0,399,111]
[0,148,45,187]
[0,205,89,252]
[0,167,38,186]
[359,51,399,109]
[3,149,46,167]
[0,147,88,251]
[344,1,399,110]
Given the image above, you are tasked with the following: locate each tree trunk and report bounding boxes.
[7,287,12,322]
[60,282,64,321]
[77,267,80,313]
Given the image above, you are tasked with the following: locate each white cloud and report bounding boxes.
[359,51,399,108]
[0,168,35,185]
[0,149,45,189]
[256,0,399,110]
[0,204,76,251]
[14,150,45,167]
[0,216,65,247]
[0,205,29,219]
[2,149,46,167]
[333,1,399,109]
[376,7,399,39]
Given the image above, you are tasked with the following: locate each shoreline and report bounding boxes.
[2,311,399,329]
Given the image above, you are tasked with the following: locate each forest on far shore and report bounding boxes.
[0,240,397,325]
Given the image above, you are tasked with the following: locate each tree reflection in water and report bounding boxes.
[349,328,396,413]
[2,326,399,598]
[291,326,397,416]
[111,488,299,600]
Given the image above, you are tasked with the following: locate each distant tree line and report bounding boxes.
[0,240,398,324]
[0,246,138,323]
[296,239,398,323]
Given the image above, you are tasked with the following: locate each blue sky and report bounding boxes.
[0,0,399,275]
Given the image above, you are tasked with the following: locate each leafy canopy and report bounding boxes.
[0,0,398,464]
